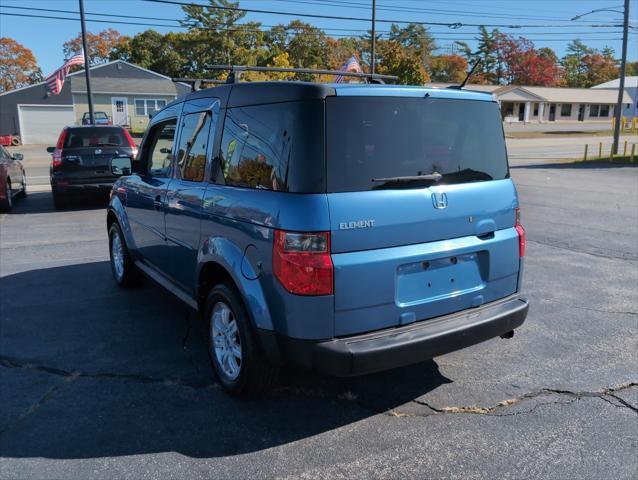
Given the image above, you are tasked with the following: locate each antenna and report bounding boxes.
[448,59,482,90]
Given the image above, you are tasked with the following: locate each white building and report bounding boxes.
[592,76,638,119]
[426,83,633,123]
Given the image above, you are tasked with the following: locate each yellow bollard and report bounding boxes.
[598,142,603,158]
[633,117,637,133]
[583,144,588,161]
[624,140,628,156]
[631,144,636,163]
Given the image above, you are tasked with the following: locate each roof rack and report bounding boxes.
[206,65,398,85]
[172,77,226,92]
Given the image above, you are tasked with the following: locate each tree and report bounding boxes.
[377,40,429,85]
[388,23,436,67]
[0,37,42,92]
[499,36,562,86]
[181,0,266,74]
[581,52,619,86]
[429,54,468,83]
[625,61,638,76]
[561,40,619,87]
[561,39,594,87]
[63,28,127,65]
[111,30,190,78]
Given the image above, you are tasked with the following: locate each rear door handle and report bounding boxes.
[153,195,162,210]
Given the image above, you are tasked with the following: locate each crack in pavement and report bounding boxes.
[527,238,637,262]
[538,297,638,316]
[2,355,636,419]
[0,372,80,438]
[403,383,638,417]
[0,356,216,391]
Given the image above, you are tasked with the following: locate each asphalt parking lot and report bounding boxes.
[0,150,637,478]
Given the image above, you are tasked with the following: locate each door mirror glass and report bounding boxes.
[46,146,55,153]
[12,153,24,161]
[111,155,132,176]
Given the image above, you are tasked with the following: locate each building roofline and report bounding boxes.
[1,60,184,97]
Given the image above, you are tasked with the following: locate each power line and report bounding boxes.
[274,0,622,23]
[140,0,630,29]
[1,3,629,37]
[0,10,628,44]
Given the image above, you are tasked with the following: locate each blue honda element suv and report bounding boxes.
[106,81,529,397]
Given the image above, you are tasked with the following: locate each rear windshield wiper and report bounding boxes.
[95,143,121,147]
[371,172,442,183]
[439,168,493,184]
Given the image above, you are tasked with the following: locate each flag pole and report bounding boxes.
[79,0,95,125]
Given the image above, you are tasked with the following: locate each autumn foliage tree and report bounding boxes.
[429,54,468,83]
[63,28,128,65]
[499,36,563,86]
[0,37,42,92]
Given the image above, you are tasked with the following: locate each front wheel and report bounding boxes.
[108,223,143,288]
[0,180,12,212]
[17,173,26,198]
[206,283,277,398]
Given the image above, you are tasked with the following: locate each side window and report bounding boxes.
[176,112,212,182]
[144,120,177,177]
[219,104,293,191]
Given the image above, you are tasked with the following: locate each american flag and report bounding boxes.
[334,55,363,83]
[46,51,85,95]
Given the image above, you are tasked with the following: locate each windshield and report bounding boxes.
[326,96,509,192]
[83,112,108,119]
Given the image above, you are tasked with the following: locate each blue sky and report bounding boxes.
[1,0,636,76]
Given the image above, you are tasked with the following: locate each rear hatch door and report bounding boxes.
[59,127,129,183]
[326,95,521,336]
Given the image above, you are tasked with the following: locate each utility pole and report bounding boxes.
[79,0,95,125]
[612,0,629,155]
[371,0,376,74]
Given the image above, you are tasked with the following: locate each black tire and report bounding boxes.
[108,222,143,288]
[205,282,277,398]
[52,191,67,210]
[0,179,12,212]
[16,173,26,199]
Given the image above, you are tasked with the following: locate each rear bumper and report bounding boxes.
[276,294,528,376]
[52,182,114,193]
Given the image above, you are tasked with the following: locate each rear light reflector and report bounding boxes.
[273,230,333,296]
[122,129,138,158]
[51,129,67,167]
[515,207,526,257]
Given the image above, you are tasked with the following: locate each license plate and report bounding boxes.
[395,252,485,307]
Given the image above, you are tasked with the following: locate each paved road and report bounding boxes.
[10,134,638,190]
[1,159,636,478]
[507,134,638,164]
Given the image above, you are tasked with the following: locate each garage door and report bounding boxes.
[18,105,75,144]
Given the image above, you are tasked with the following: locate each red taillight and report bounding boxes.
[515,207,526,257]
[122,129,138,158]
[51,129,67,167]
[273,230,334,296]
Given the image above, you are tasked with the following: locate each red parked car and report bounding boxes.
[0,144,26,212]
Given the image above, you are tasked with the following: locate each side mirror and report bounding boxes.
[12,153,24,161]
[46,146,55,153]
[159,147,171,154]
[111,155,132,176]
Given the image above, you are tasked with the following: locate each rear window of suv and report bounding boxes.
[64,127,126,148]
[326,96,509,192]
